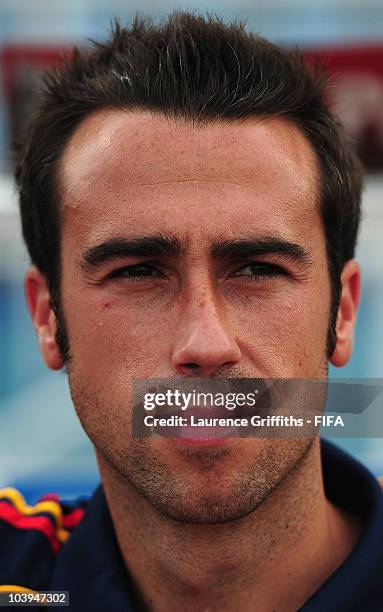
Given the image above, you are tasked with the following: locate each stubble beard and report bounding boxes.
[100,436,317,524]
[67,365,319,524]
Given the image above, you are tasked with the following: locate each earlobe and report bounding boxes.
[329,260,361,368]
[24,266,64,370]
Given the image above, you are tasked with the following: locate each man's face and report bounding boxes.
[47,111,333,521]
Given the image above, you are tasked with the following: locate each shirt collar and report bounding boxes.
[301,439,383,611]
[50,485,136,611]
[51,439,383,611]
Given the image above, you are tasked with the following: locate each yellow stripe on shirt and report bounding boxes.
[0,488,63,525]
[0,488,70,541]
[0,585,38,593]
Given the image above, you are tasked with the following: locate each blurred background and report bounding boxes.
[0,0,383,502]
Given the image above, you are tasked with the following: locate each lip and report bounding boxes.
[168,415,238,446]
[151,403,242,445]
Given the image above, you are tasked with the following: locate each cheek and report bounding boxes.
[64,293,175,378]
[67,365,135,454]
[229,286,330,375]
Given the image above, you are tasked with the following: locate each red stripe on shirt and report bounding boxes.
[62,508,85,530]
[0,501,60,554]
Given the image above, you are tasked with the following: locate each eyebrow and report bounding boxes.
[80,233,313,272]
[81,234,183,270]
[211,237,313,266]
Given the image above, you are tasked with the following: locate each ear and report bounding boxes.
[24,266,64,370]
[329,260,361,368]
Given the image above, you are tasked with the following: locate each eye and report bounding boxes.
[232,262,286,279]
[107,263,166,280]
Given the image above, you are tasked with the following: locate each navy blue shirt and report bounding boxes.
[1,439,383,610]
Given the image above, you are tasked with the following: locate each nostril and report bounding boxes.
[183,363,200,370]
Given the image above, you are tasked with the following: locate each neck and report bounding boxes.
[98,440,361,612]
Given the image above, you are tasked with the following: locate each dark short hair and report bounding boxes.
[15,12,363,360]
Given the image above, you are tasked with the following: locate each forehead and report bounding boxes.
[58,109,320,246]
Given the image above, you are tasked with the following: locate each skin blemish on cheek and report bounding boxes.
[104,301,111,309]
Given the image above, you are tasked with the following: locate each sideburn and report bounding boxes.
[49,295,72,364]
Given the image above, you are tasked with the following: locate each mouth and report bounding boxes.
[163,405,240,447]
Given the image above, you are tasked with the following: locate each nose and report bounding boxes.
[171,290,241,376]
